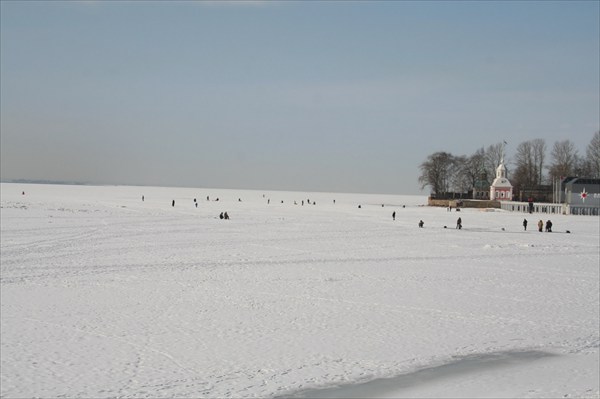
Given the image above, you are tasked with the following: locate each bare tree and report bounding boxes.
[548,140,578,180]
[452,155,472,193]
[484,143,504,180]
[573,154,587,177]
[418,152,460,195]
[512,140,536,190]
[585,131,600,177]
[512,139,546,191]
[531,139,547,184]
[461,148,486,190]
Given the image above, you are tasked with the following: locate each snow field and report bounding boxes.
[1,183,598,398]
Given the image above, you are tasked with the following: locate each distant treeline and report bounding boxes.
[418,132,600,198]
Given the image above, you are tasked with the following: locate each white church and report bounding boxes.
[490,157,513,200]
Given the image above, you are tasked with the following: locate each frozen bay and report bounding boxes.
[1,183,598,398]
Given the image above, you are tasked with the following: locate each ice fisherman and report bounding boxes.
[418,220,424,228]
[545,220,553,232]
[392,211,396,221]
[538,220,544,232]
[456,217,462,229]
[523,219,528,231]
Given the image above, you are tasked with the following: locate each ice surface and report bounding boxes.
[1,183,598,398]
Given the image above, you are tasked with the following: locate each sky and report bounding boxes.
[1,1,599,195]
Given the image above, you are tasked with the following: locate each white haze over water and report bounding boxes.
[1,183,598,398]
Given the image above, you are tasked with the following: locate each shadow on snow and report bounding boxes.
[280,349,558,399]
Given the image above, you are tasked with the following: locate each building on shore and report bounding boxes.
[490,158,513,201]
[498,177,600,216]
[563,177,600,215]
[473,172,491,200]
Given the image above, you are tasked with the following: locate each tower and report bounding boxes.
[490,157,513,200]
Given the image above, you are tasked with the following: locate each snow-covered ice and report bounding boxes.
[1,183,598,398]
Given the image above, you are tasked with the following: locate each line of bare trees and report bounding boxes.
[419,131,600,196]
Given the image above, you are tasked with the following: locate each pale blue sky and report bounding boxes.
[1,1,598,194]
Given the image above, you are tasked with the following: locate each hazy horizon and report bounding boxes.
[2,1,599,195]
[1,179,431,197]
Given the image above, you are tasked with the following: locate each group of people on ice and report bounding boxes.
[523,218,552,232]
[413,215,556,232]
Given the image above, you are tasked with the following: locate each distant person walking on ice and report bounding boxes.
[523,219,528,231]
[538,220,544,232]
[392,211,396,221]
[172,200,175,207]
[418,220,424,228]
[456,217,462,229]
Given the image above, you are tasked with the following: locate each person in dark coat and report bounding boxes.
[456,217,462,229]
[219,212,224,219]
[418,220,424,228]
[224,212,229,220]
[172,200,175,207]
[545,220,552,232]
[523,219,528,231]
[392,211,396,221]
